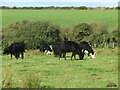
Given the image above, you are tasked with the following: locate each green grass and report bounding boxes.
[2,49,118,88]
[2,10,118,30]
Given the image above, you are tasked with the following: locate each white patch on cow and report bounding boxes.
[84,50,89,54]
[46,51,53,55]
[45,50,47,53]
[82,49,84,53]
[49,45,53,50]
[90,53,96,59]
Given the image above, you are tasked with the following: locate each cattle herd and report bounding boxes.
[3,41,96,60]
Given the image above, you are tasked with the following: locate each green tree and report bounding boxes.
[79,6,87,10]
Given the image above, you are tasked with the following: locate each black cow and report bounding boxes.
[38,44,53,55]
[79,41,95,59]
[52,42,62,57]
[3,42,25,59]
[52,41,84,60]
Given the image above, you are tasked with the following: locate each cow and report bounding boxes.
[3,42,25,59]
[52,42,62,58]
[52,41,84,60]
[38,44,53,55]
[79,41,96,59]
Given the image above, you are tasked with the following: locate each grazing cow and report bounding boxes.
[3,42,25,59]
[52,41,84,60]
[79,41,95,59]
[38,44,53,55]
[52,42,62,58]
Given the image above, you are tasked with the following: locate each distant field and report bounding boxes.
[2,49,118,88]
[2,10,118,30]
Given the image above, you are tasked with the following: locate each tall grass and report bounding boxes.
[2,69,13,88]
[2,69,54,88]
[21,72,42,88]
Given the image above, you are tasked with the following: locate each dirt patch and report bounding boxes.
[106,83,117,87]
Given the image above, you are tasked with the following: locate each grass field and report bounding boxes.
[1,9,118,88]
[2,10,118,30]
[2,48,118,88]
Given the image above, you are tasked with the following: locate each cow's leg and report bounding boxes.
[58,54,61,60]
[73,53,76,60]
[71,53,76,60]
[63,53,66,60]
[17,53,20,58]
[16,52,20,59]
[72,52,77,60]
[14,53,19,59]
[21,52,24,59]
[59,55,60,60]
[79,53,84,60]
[15,54,18,59]
[71,53,74,60]
[10,53,12,59]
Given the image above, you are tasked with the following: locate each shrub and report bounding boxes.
[72,23,93,42]
[60,26,74,41]
[2,20,61,49]
[2,20,118,49]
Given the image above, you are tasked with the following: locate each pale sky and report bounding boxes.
[1,0,119,2]
[1,0,119,7]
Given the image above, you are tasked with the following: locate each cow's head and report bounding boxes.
[89,52,96,59]
[45,46,53,55]
[3,47,10,55]
[83,49,96,59]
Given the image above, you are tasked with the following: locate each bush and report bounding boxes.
[60,23,93,43]
[2,20,118,49]
[73,23,93,42]
[2,20,61,49]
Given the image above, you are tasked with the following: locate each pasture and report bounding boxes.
[2,10,118,30]
[2,48,118,88]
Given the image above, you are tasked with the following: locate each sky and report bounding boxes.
[1,0,120,7]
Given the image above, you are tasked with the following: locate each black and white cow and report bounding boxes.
[52,41,84,60]
[3,42,25,59]
[79,41,95,59]
[38,44,53,55]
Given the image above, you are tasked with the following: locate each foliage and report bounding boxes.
[2,20,118,49]
[116,6,120,10]
[73,23,93,42]
[60,26,74,41]
[2,20,61,49]
[60,23,93,42]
